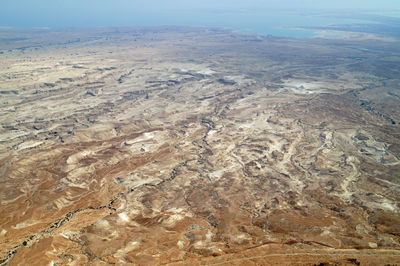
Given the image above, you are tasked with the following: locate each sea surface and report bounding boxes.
[101,9,400,38]
[2,8,400,38]
[152,9,377,38]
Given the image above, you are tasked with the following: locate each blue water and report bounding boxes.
[161,10,375,37]
[1,7,388,38]
[105,9,377,38]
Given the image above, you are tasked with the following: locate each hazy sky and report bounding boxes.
[1,0,400,28]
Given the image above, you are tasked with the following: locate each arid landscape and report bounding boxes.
[1,27,400,265]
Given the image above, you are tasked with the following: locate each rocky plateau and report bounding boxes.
[0,27,400,265]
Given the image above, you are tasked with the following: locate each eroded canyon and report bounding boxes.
[0,27,400,265]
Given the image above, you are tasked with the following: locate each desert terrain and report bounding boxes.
[0,27,400,265]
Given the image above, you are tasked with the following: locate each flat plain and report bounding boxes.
[0,27,400,265]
